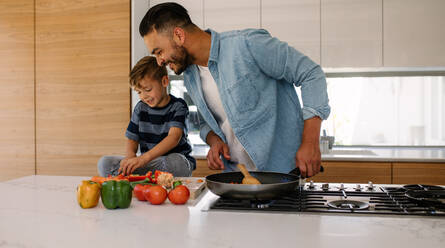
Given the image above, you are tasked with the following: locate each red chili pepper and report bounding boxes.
[154,170,163,179]
[127,175,147,182]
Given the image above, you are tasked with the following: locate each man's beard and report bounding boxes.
[168,44,193,75]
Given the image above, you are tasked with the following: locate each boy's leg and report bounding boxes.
[97,155,125,177]
[133,153,193,177]
[164,153,193,177]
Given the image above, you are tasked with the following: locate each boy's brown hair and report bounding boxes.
[130,56,168,88]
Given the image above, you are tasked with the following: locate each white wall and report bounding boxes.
[131,0,150,111]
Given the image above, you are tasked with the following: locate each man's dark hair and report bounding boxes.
[139,2,194,37]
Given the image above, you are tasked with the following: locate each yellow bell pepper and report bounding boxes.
[77,180,101,208]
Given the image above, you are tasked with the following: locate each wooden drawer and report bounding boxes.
[192,159,222,177]
[393,162,445,185]
[311,161,392,184]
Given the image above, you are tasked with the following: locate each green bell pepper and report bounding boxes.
[101,180,132,209]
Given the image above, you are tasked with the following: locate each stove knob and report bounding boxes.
[355,184,362,191]
[339,183,345,190]
[308,180,315,189]
[367,181,374,190]
[322,183,329,190]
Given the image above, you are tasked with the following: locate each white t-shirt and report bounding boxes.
[198,65,257,171]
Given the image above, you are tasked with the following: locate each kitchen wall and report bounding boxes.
[134,0,445,147]
[35,0,131,177]
[0,0,35,181]
[0,0,131,181]
[135,0,445,68]
[1,0,444,181]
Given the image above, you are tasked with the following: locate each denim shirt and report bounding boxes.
[183,29,330,173]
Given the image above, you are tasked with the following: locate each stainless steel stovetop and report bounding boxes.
[210,182,445,216]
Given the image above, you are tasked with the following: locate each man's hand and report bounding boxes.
[296,116,323,177]
[295,141,321,178]
[206,132,230,170]
[118,157,144,176]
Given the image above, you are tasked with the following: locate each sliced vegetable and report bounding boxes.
[77,180,101,209]
[128,171,153,182]
[172,181,182,188]
[156,171,174,188]
[101,180,132,209]
[129,178,153,189]
[91,176,107,184]
[128,175,146,182]
[91,171,153,185]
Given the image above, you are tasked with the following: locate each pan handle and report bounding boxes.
[289,165,324,178]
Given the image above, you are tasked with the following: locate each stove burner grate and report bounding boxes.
[403,184,444,191]
[209,185,445,216]
[327,200,369,210]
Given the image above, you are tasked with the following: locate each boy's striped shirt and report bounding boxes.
[125,95,196,169]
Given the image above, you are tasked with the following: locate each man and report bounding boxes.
[139,2,330,177]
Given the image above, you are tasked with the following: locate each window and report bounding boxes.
[169,79,205,146]
[167,75,445,147]
[318,76,445,146]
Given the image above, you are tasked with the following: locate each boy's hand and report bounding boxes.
[118,157,144,176]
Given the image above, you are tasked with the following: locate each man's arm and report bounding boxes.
[296,117,322,177]
[244,29,330,121]
[244,29,330,176]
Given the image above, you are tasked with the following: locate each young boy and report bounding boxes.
[97,56,195,177]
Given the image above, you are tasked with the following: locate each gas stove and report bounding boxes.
[209,182,445,216]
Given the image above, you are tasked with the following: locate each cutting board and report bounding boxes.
[175,177,206,199]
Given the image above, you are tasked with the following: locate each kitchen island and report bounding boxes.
[1,175,444,248]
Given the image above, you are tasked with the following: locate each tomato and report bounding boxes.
[142,185,153,202]
[168,185,190,205]
[134,184,150,201]
[146,185,167,205]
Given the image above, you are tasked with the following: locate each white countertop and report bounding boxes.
[1,175,445,248]
[191,146,445,162]
[321,147,445,162]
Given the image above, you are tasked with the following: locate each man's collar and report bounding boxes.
[205,29,220,63]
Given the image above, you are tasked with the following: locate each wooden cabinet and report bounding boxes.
[204,0,260,32]
[193,159,393,184]
[311,161,391,184]
[393,162,445,185]
[193,159,445,185]
[0,0,35,181]
[383,0,445,67]
[321,0,382,67]
[262,0,320,64]
[192,159,221,177]
[35,0,130,176]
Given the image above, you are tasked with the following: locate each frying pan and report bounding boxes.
[206,166,324,200]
